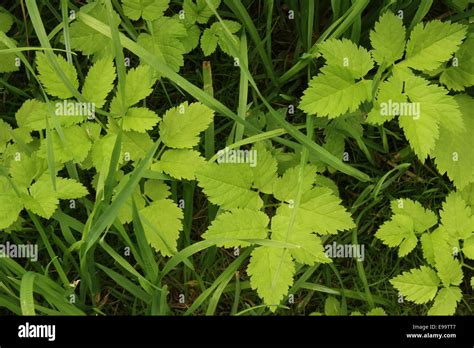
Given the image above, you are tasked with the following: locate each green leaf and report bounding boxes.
[440,191,474,240]
[122,0,169,21]
[276,187,355,235]
[23,176,59,219]
[68,2,120,57]
[402,20,467,72]
[435,252,463,287]
[324,296,341,316]
[175,15,201,53]
[272,164,316,202]
[36,52,79,99]
[15,100,48,131]
[137,17,187,73]
[390,199,437,234]
[463,235,474,260]
[390,266,440,304]
[110,65,156,112]
[143,180,171,201]
[0,177,23,229]
[154,149,206,180]
[251,142,278,194]
[183,0,221,24]
[299,65,372,118]
[200,26,219,56]
[9,152,46,188]
[0,11,14,33]
[366,73,406,125]
[428,287,462,315]
[202,209,269,247]
[38,125,92,164]
[159,102,214,149]
[247,246,295,311]
[375,214,417,257]
[440,36,474,91]
[123,107,160,133]
[82,58,116,108]
[370,11,406,66]
[0,39,19,73]
[54,177,88,199]
[200,20,241,56]
[399,74,462,161]
[196,163,263,210]
[433,95,474,189]
[271,213,331,265]
[318,38,374,79]
[139,199,183,256]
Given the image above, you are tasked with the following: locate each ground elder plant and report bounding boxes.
[0,0,472,318]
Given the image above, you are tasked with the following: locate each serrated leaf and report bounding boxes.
[390,199,437,233]
[366,74,406,125]
[36,52,79,99]
[440,36,474,91]
[247,246,295,311]
[9,152,46,188]
[82,58,116,108]
[154,149,205,180]
[122,0,169,21]
[272,164,316,202]
[433,95,474,189]
[110,65,156,112]
[399,75,462,161]
[24,176,59,218]
[403,20,467,71]
[370,11,406,66]
[54,178,88,199]
[200,20,241,56]
[176,15,201,53]
[159,102,214,148]
[276,187,355,235]
[196,163,263,210]
[202,209,269,247]
[38,125,92,164]
[0,177,24,230]
[139,199,183,256]
[375,214,417,257]
[435,252,463,287]
[137,17,187,73]
[271,213,331,265]
[428,287,462,315]
[68,2,120,58]
[390,266,440,304]
[318,38,374,79]
[143,180,171,201]
[251,143,278,194]
[300,65,372,118]
[123,107,160,133]
[183,0,220,24]
[440,191,474,240]
[200,27,219,56]
[463,235,474,259]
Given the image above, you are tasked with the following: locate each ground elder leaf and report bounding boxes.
[390,266,440,304]
[247,246,295,311]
